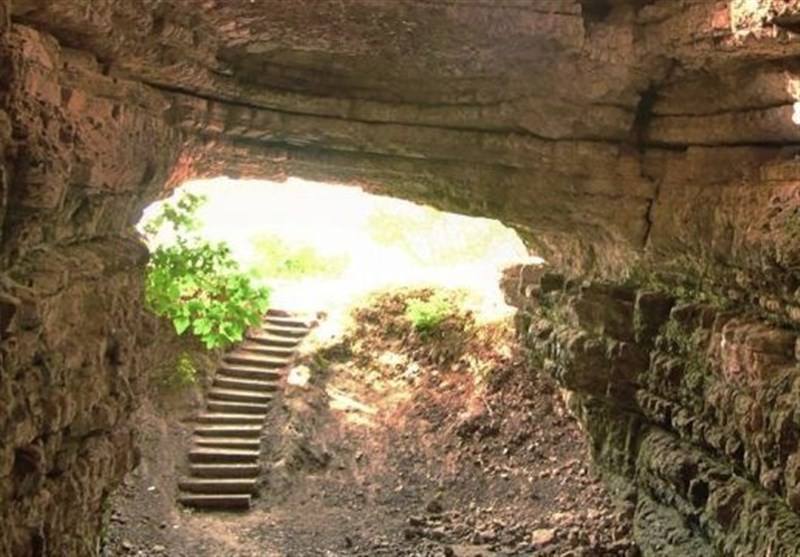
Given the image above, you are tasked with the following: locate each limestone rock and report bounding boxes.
[6,0,800,554]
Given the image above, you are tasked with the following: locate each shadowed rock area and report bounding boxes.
[5,0,800,554]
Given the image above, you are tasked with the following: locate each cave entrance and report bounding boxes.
[138,176,531,319]
[104,177,630,555]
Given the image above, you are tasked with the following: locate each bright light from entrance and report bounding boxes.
[140,177,531,318]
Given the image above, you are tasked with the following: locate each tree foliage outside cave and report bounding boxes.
[367,206,512,266]
[247,232,349,281]
[140,192,271,350]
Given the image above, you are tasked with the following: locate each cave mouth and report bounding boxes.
[103,178,639,557]
[138,175,533,318]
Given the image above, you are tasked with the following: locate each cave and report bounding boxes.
[4,0,800,555]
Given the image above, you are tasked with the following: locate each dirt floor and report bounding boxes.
[102,290,638,557]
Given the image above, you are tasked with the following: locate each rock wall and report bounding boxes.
[5,0,800,554]
[0,14,182,556]
[502,263,800,555]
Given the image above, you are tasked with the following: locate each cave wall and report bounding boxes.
[502,265,800,555]
[0,8,182,555]
[4,0,800,554]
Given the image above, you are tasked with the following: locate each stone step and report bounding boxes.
[196,412,265,425]
[237,340,296,357]
[263,314,315,329]
[206,399,271,415]
[245,330,302,347]
[213,375,279,393]
[195,436,261,450]
[218,364,283,381]
[208,388,274,404]
[265,308,292,318]
[188,447,260,464]
[194,424,263,437]
[260,323,310,338]
[177,307,316,513]
[178,493,251,510]
[223,352,291,368]
[189,463,260,478]
[179,477,258,494]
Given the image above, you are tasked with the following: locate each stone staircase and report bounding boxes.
[177,309,315,511]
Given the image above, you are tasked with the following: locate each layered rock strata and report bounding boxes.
[5,0,800,554]
[502,263,800,555]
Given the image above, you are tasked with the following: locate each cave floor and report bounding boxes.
[101,317,637,557]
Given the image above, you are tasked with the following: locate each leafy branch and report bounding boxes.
[141,192,271,349]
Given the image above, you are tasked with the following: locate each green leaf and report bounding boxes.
[174,316,191,334]
[194,318,212,335]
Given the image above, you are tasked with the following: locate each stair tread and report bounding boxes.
[179,477,257,494]
[190,446,259,453]
[216,369,283,383]
[179,494,251,501]
[209,387,274,397]
[247,328,303,339]
[238,341,295,354]
[208,392,275,404]
[263,315,315,328]
[189,463,259,470]
[226,350,291,360]
[204,406,268,416]
[189,463,260,478]
[207,400,271,410]
[195,424,263,434]
[214,375,279,388]
[223,353,292,366]
[196,412,265,423]
[195,434,261,442]
[179,493,251,499]
[180,477,257,486]
[218,363,284,375]
[188,452,258,464]
[178,494,251,509]
[266,308,313,319]
[194,433,260,440]
[195,437,261,447]
[262,323,309,333]
[232,348,293,361]
[221,361,288,369]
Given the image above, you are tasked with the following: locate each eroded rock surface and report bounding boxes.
[5,0,800,554]
[502,265,800,555]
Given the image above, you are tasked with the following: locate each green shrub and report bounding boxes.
[405,292,457,333]
[141,192,271,349]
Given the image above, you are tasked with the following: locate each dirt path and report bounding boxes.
[102,291,637,557]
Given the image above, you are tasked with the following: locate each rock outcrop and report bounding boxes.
[4,0,800,554]
[502,263,800,555]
